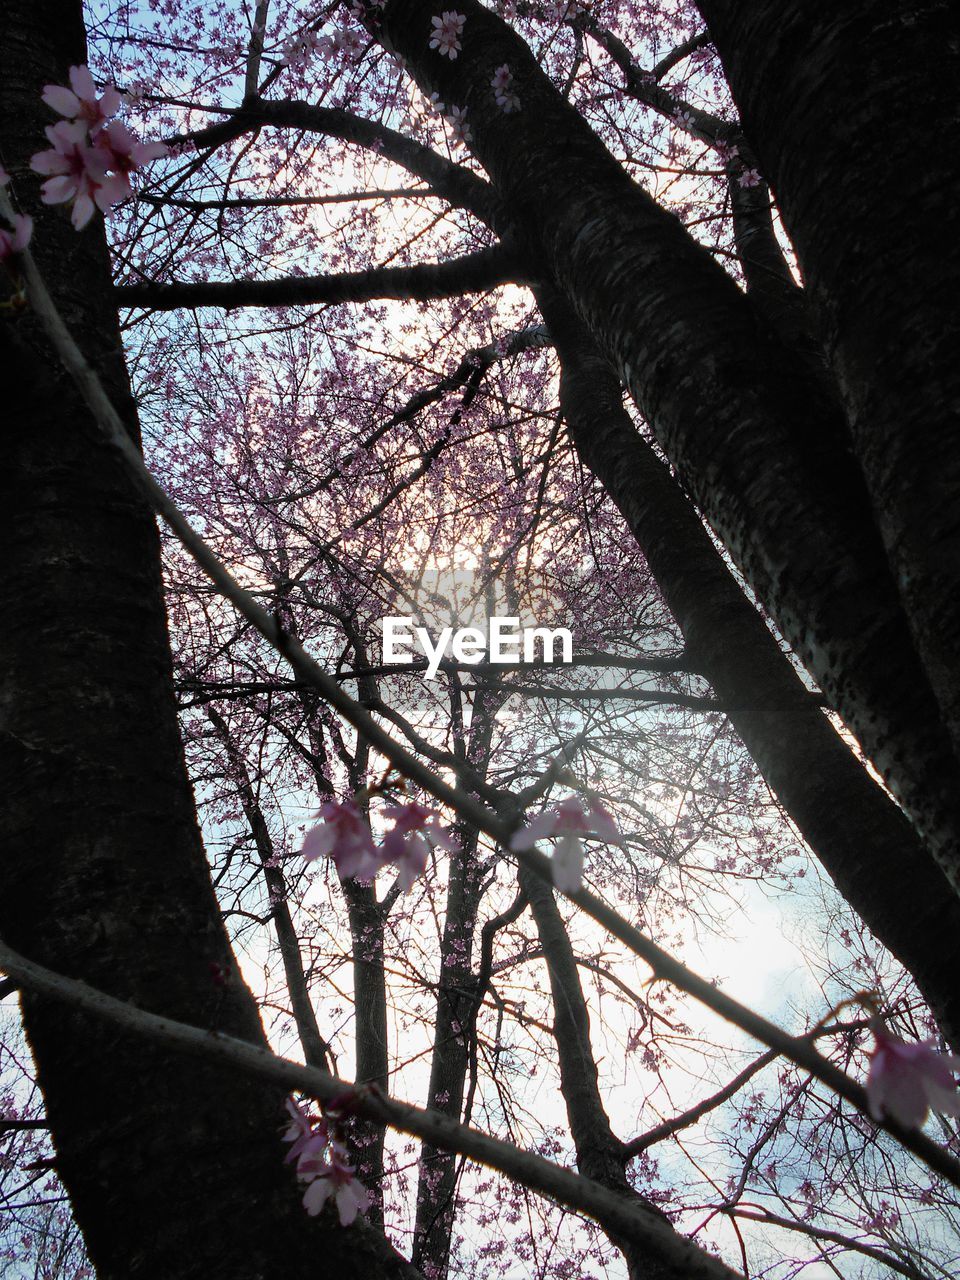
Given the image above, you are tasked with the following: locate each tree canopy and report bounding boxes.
[1,0,959,1276]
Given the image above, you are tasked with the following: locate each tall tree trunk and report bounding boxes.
[696,0,960,766]
[379,0,960,893]
[0,3,414,1274]
[538,287,960,1048]
[297,639,392,1222]
[206,706,332,1071]
[342,877,390,1225]
[411,829,484,1280]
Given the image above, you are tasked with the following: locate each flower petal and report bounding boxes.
[69,64,98,102]
[588,799,623,846]
[40,174,78,204]
[99,86,123,120]
[510,810,557,850]
[302,1177,333,1216]
[551,833,584,893]
[71,192,96,229]
[302,823,336,860]
[42,85,82,118]
[94,173,132,210]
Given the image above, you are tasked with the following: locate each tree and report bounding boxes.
[1,0,959,1276]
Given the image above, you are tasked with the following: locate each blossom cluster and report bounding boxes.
[282,1098,372,1224]
[491,64,520,114]
[711,139,762,189]
[430,12,465,59]
[444,104,471,145]
[29,65,166,230]
[302,798,456,891]
[281,25,365,69]
[510,793,623,892]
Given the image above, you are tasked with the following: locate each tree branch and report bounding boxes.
[0,935,742,1280]
[177,100,500,227]
[10,210,960,1191]
[116,245,527,311]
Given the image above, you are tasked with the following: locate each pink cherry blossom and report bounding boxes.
[96,121,168,184]
[866,1026,960,1128]
[301,1143,372,1224]
[738,168,762,188]
[510,794,623,892]
[0,213,33,262]
[281,1097,330,1171]
[301,799,380,880]
[33,69,166,228]
[429,11,465,59]
[280,30,325,68]
[327,27,366,60]
[282,1099,372,1224]
[444,105,472,145]
[381,801,456,892]
[491,65,520,113]
[42,65,122,136]
[30,121,122,229]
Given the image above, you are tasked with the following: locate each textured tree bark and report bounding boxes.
[293,632,393,1223]
[695,0,960,769]
[725,175,823,371]
[314,678,392,1227]
[539,289,960,1049]
[378,0,960,894]
[0,2,415,1274]
[342,877,390,1224]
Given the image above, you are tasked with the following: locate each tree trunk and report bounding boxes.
[0,2,415,1274]
[696,0,960,767]
[379,0,960,894]
[539,290,960,1048]
[519,864,682,1280]
[412,685,501,1280]
[206,705,332,1072]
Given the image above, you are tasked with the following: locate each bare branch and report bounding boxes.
[243,0,270,101]
[177,100,500,226]
[116,245,528,311]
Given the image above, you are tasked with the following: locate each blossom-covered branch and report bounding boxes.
[0,934,743,1280]
[6,193,959,1190]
